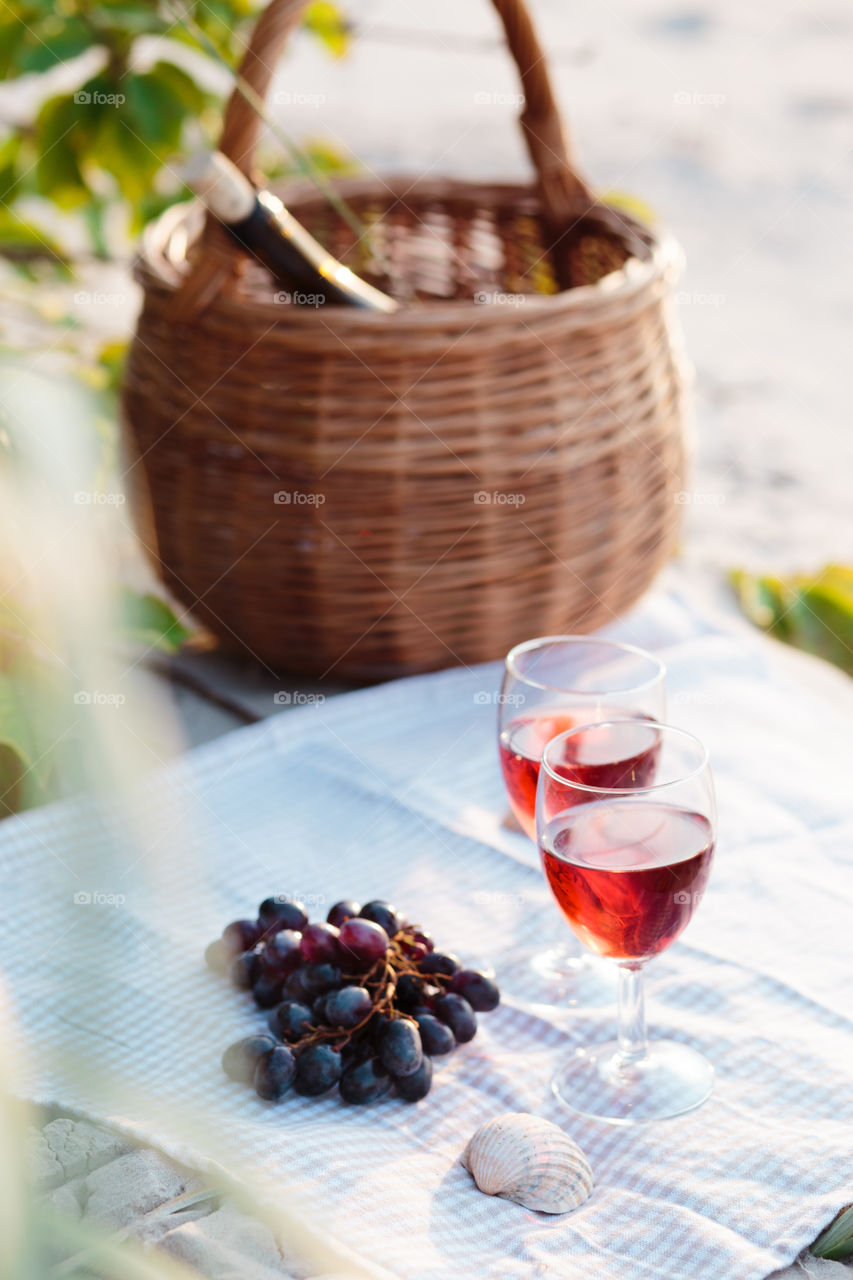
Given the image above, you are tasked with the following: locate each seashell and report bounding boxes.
[460,1113,593,1214]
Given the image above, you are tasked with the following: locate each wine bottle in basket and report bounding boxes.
[184,150,398,313]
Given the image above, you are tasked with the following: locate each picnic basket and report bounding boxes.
[122,0,688,679]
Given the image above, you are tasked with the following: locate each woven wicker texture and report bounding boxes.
[122,0,688,679]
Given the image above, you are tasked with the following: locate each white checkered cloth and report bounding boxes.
[3,583,853,1280]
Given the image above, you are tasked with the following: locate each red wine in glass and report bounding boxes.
[540,800,714,962]
[499,710,658,837]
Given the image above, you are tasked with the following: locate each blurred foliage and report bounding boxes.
[0,1,349,260]
[811,1204,853,1261]
[0,581,190,818]
[731,564,853,677]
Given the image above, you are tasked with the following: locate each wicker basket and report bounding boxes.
[122,0,687,680]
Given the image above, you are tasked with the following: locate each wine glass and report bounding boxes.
[537,720,715,1123]
[498,637,666,1004]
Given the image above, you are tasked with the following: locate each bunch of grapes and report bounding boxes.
[206,897,500,1105]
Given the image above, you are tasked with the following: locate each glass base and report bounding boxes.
[552,1038,714,1124]
[527,945,617,1008]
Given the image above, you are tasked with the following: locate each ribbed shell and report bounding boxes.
[461,1113,593,1214]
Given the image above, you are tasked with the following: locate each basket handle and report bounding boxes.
[176,0,591,314]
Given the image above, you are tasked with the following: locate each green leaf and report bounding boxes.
[34,94,90,208]
[304,1,350,57]
[116,588,192,654]
[124,69,189,151]
[147,59,208,115]
[811,1204,853,1260]
[730,564,853,676]
[17,16,93,72]
[90,111,161,206]
[0,208,67,264]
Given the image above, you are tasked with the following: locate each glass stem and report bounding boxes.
[616,963,648,1064]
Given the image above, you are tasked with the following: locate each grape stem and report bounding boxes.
[296,927,450,1053]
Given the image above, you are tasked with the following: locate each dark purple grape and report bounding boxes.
[258,896,308,933]
[378,1018,423,1077]
[418,952,460,977]
[395,974,424,1013]
[341,1038,374,1070]
[327,900,361,927]
[281,967,314,1003]
[222,918,262,953]
[339,1057,392,1104]
[312,993,331,1023]
[222,1034,276,1084]
[394,1055,433,1102]
[398,929,434,962]
[229,949,260,990]
[448,969,500,1012]
[254,1045,296,1101]
[302,963,342,997]
[325,985,372,1030]
[252,973,284,1009]
[414,1012,455,1056]
[370,1012,392,1047]
[269,1001,316,1043]
[358,901,401,936]
[294,1044,342,1096]
[435,993,476,1043]
[300,923,340,964]
[260,929,303,977]
[338,918,389,968]
[205,938,230,974]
